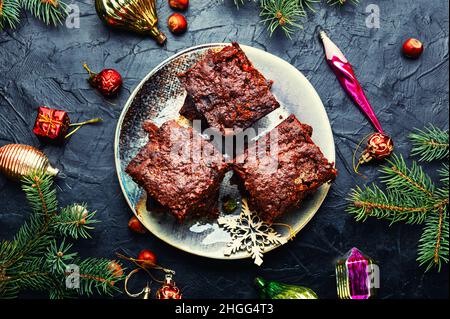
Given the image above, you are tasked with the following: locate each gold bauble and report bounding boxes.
[0,144,59,181]
[95,0,167,45]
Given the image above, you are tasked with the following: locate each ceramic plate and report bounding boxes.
[115,43,335,261]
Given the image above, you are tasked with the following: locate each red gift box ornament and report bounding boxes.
[33,106,102,143]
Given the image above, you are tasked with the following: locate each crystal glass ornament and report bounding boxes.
[335,247,379,299]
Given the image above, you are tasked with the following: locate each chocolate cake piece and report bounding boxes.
[233,115,337,223]
[178,42,280,135]
[126,120,228,222]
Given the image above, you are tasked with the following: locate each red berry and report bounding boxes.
[402,38,424,59]
[168,13,187,34]
[169,0,189,10]
[137,249,158,268]
[83,63,123,97]
[128,216,146,234]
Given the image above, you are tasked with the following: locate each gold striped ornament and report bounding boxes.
[95,0,167,45]
[0,144,59,181]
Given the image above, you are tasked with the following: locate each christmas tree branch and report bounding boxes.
[347,125,449,272]
[348,185,431,224]
[0,0,21,31]
[260,0,305,38]
[380,154,435,199]
[409,125,449,162]
[21,0,68,26]
[417,207,449,272]
[0,173,124,298]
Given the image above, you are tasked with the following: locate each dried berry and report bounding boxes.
[402,38,424,59]
[168,13,187,34]
[169,0,189,11]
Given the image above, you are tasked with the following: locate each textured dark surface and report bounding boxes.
[0,0,448,299]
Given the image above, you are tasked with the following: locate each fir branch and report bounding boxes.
[74,258,124,297]
[0,173,124,298]
[417,208,449,272]
[347,185,431,225]
[21,173,57,218]
[409,125,449,162]
[0,0,21,30]
[347,124,449,272]
[52,204,98,239]
[380,154,435,199]
[21,0,68,26]
[45,240,77,274]
[260,0,305,39]
[439,164,449,189]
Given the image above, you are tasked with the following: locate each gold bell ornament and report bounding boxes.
[0,144,59,181]
[95,0,167,45]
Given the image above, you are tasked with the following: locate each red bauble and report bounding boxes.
[83,63,123,97]
[360,132,394,163]
[156,274,182,299]
[137,249,158,268]
[402,38,424,59]
[169,0,189,10]
[168,13,187,34]
[128,216,146,234]
[33,106,70,143]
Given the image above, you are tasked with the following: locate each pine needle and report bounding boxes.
[0,0,21,30]
[0,173,124,298]
[21,0,68,26]
[417,208,449,272]
[260,0,305,39]
[409,125,449,162]
[347,124,449,272]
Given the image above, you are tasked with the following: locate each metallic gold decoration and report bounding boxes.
[95,0,167,45]
[124,268,152,299]
[218,198,288,266]
[0,144,59,181]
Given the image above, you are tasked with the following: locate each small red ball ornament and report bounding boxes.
[156,274,182,299]
[107,261,124,278]
[360,133,394,163]
[128,216,146,234]
[167,13,187,34]
[137,249,158,268]
[402,38,424,59]
[83,63,123,97]
[169,0,189,10]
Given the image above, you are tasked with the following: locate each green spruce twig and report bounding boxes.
[347,125,449,272]
[0,0,21,31]
[21,0,68,26]
[260,0,305,39]
[409,125,449,162]
[0,173,124,298]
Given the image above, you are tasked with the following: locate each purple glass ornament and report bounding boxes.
[335,248,379,299]
[320,31,384,134]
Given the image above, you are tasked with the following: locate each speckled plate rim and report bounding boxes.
[114,43,336,261]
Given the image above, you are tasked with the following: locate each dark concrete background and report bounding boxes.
[0,0,448,299]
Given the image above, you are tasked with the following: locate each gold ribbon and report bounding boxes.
[37,110,64,135]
